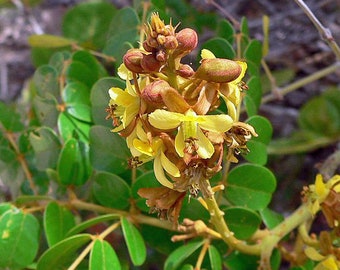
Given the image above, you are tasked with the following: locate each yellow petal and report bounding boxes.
[136,120,148,141]
[230,61,247,84]
[148,109,183,129]
[196,127,214,159]
[304,247,325,261]
[175,126,185,157]
[109,87,135,106]
[315,256,339,270]
[315,174,327,200]
[117,63,133,80]
[154,155,174,189]
[328,175,340,192]
[160,151,180,177]
[201,49,216,59]
[133,139,154,156]
[197,114,233,133]
[123,101,139,127]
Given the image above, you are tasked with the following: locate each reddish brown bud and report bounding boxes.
[195,58,242,83]
[164,35,178,50]
[176,64,194,78]
[156,50,167,62]
[175,28,198,54]
[142,40,154,52]
[141,53,162,72]
[141,80,172,104]
[123,49,144,73]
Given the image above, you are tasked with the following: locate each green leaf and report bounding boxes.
[180,265,194,270]
[57,138,90,186]
[223,206,261,240]
[259,208,284,229]
[164,240,204,270]
[66,214,120,237]
[132,171,162,212]
[245,76,262,115]
[0,209,39,269]
[62,82,92,123]
[247,115,273,145]
[225,163,276,210]
[28,34,74,48]
[244,40,262,76]
[90,239,121,270]
[93,171,131,210]
[216,19,235,44]
[0,101,24,132]
[200,37,235,60]
[0,146,21,182]
[37,234,92,270]
[141,224,180,255]
[33,64,59,97]
[243,140,267,165]
[271,248,281,270]
[91,77,125,127]
[224,251,259,270]
[103,7,140,63]
[49,51,72,74]
[72,50,108,78]
[44,201,76,247]
[180,196,210,223]
[33,93,59,128]
[62,2,116,49]
[323,87,340,112]
[208,245,222,270]
[0,203,12,216]
[121,217,146,266]
[240,17,249,38]
[58,112,91,142]
[89,125,129,174]
[243,95,257,117]
[298,96,340,136]
[66,61,98,89]
[29,127,61,170]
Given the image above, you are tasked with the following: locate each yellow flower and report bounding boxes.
[148,109,233,159]
[201,49,247,120]
[108,79,140,132]
[133,136,180,189]
[307,174,340,215]
[305,247,340,270]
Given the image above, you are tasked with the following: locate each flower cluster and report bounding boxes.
[107,13,256,223]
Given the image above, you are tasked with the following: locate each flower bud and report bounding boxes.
[195,58,242,83]
[142,40,154,52]
[175,28,198,53]
[164,35,178,50]
[176,64,194,78]
[141,80,172,104]
[123,49,145,73]
[141,53,162,73]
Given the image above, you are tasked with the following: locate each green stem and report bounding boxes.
[70,198,175,231]
[204,182,261,255]
[262,62,340,104]
[268,136,339,155]
[259,203,312,269]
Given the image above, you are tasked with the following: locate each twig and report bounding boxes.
[294,0,340,60]
[262,62,340,104]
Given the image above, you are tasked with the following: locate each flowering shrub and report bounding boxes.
[0,1,339,270]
